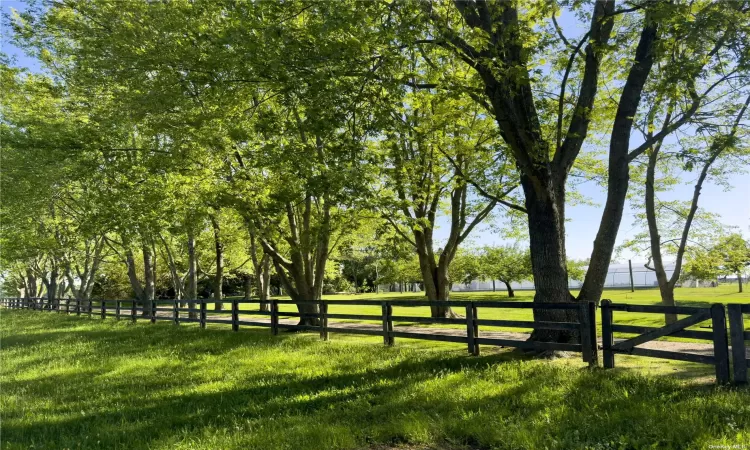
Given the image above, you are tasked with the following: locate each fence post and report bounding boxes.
[319,301,328,341]
[151,298,157,324]
[710,303,730,384]
[66,298,71,315]
[200,300,206,329]
[381,301,393,346]
[173,299,179,325]
[579,302,594,366]
[131,300,137,323]
[100,300,106,320]
[728,304,747,385]
[588,301,598,366]
[387,302,394,345]
[271,300,279,335]
[116,300,121,320]
[76,299,81,316]
[465,303,475,355]
[232,298,239,332]
[88,299,93,318]
[601,299,615,369]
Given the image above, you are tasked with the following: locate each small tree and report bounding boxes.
[480,246,532,298]
[713,234,750,293]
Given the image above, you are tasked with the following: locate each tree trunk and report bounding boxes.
[739,273,744,293]
[211,216,224,311]
[26,268,37,299]
[644,142,677,324]
[259,255,270,312]
[48,262,58,311]
[186,229,198,318]
[503,280,514,298]
[492,280,496,292]
[522,174,578,342]
[243,275,252,300]
[142,244,155,316]
[578,15,658,305]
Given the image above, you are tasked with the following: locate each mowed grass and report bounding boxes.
[2,308,750,450]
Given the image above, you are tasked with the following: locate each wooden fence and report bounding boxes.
[1,297,597,364]
[3,297,748,384]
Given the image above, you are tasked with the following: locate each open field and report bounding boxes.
[2,304,750,450]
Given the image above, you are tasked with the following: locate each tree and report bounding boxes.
[713,234,750,293]
[396,0,750,343]
[378,87,512,317]
[480,246,532,297]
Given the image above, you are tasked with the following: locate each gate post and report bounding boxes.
[173,299,179,325]
[728,304,747,384]
[579,302,596,366]
[200,300,206,329]
[710,303,730,384]
[601,300,615,369]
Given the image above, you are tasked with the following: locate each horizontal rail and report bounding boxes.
[236,320,273,327]
[325,313,384,321]
[611,324,714,341]
[606,303,707,315]
[617,347,716,365]
[474,319,580,330]
[389,315,465,325]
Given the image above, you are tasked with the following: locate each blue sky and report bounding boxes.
[2,1,748,263]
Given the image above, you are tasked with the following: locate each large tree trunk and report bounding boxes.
[211,216,224,311]
[259,196,330,327]
[186,229,198,318]
[522,174,578,342]
[578,14,659,305]
[503,280,514,298]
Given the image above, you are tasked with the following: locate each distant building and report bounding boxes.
[450,261,677,292]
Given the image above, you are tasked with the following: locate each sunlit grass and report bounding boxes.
[2,309,750,449]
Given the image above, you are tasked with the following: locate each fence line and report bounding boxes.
[2,296,597,363]
[3,297,748,384]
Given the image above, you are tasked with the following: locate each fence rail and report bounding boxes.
[3,297,748,384]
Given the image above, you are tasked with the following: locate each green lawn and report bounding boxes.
[2,307,750,450]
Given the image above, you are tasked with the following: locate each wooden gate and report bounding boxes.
[601,301,730,384]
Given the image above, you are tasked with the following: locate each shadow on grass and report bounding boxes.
[2,310,749,450]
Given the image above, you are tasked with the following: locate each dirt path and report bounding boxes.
[162,311,749,358]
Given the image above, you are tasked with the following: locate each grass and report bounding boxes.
[2,306,750,450]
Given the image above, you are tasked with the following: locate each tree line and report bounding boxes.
[1,0,749,340]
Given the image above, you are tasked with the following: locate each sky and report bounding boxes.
[2,0,748,263]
